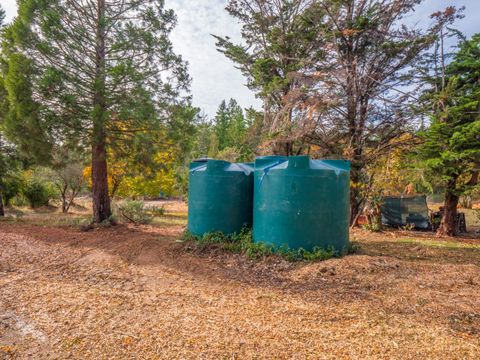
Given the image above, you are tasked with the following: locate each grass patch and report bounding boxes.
[396,238,480,250]
[184,228,352,262]
[0,214,92,228]
[152,216,187,227]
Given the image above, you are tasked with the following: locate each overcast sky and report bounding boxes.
[2,0,479,117]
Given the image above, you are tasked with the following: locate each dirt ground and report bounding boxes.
[1,201,479,359]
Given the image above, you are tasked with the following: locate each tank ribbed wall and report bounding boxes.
[253,156,350,252]
[187,159,253,236]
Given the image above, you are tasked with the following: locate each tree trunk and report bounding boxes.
[344,4,360,226]
[349,166,362,226]
[62,197,67,213]
[91,0,111,223]
[0,194,4,217]
[91,129,111,222]
[437,182,459,237]
[111,177,121,198]
[349,188,361,226]
[61,186,68,213]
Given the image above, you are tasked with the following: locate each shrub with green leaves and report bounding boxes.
[117,200,153,224]
[148,205,165,217]
[184,228,346,262]
[2,176,23,206]
[22,179,55,208]
[362,222,382,232]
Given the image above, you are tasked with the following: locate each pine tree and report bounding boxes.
[3,0,189,222]
[417,34,480,236]
[227,98,247,149]
[214,100,230,150]
[0,6,5,26]
[0,4,13,216]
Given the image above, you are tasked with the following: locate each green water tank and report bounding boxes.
[253,155,350,252]
[188,159,254,236]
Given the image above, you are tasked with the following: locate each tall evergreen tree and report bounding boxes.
[214,100,230,150]
[0,6,5,26]
[416,34,480,236]
[168,104,201,165]
[212,98,250,160]
[227,98,247,148]
[3,0,189,222]
[0,4,14,216]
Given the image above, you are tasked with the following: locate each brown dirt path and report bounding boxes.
[1,223,479,359]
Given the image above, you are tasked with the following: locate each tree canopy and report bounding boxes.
[2,0,190,221]
[416,34,480,235]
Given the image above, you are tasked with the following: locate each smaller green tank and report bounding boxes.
[188,159,253,236]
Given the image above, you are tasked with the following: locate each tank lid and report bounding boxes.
[206,159,231,172]
[254,155,288,169]
[190,159,253,175]
[287,156,310,169]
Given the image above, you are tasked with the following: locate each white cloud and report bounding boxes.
[165,0,261,117]
[2,0,17,22]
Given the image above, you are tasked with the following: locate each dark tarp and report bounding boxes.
[381,195,430,229]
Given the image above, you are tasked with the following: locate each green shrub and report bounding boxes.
[2,176,23,206]
[22,180,55,208]
[277,245,336,262]
[362,222,382,232]
[117,200,153,224]
[148,205,166,217]
[11,194,29,207]
[402,223,415,231]
[184,228,341,262]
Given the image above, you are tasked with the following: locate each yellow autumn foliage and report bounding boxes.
[367,133,418,196]
[83,149,177,198]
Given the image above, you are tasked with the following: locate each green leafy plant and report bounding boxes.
[2,176,23,206]
[22,179,55,208]
[403,223,416,231]
[277,245,336,262]
[148,205,166,217]
[184,228,344,262]
[362,222,382,232]
[117,200,153,224]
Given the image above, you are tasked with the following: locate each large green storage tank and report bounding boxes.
[188,159,254,236]
[253,155,350,252]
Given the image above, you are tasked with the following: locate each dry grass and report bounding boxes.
[1,198,187,228]
[0,201,479,359]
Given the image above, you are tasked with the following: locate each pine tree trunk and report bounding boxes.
[91,0,111,223]
[91,133,110,222]
[349,166,361,226]
[0,194,4,217]
[437,180,459,237]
